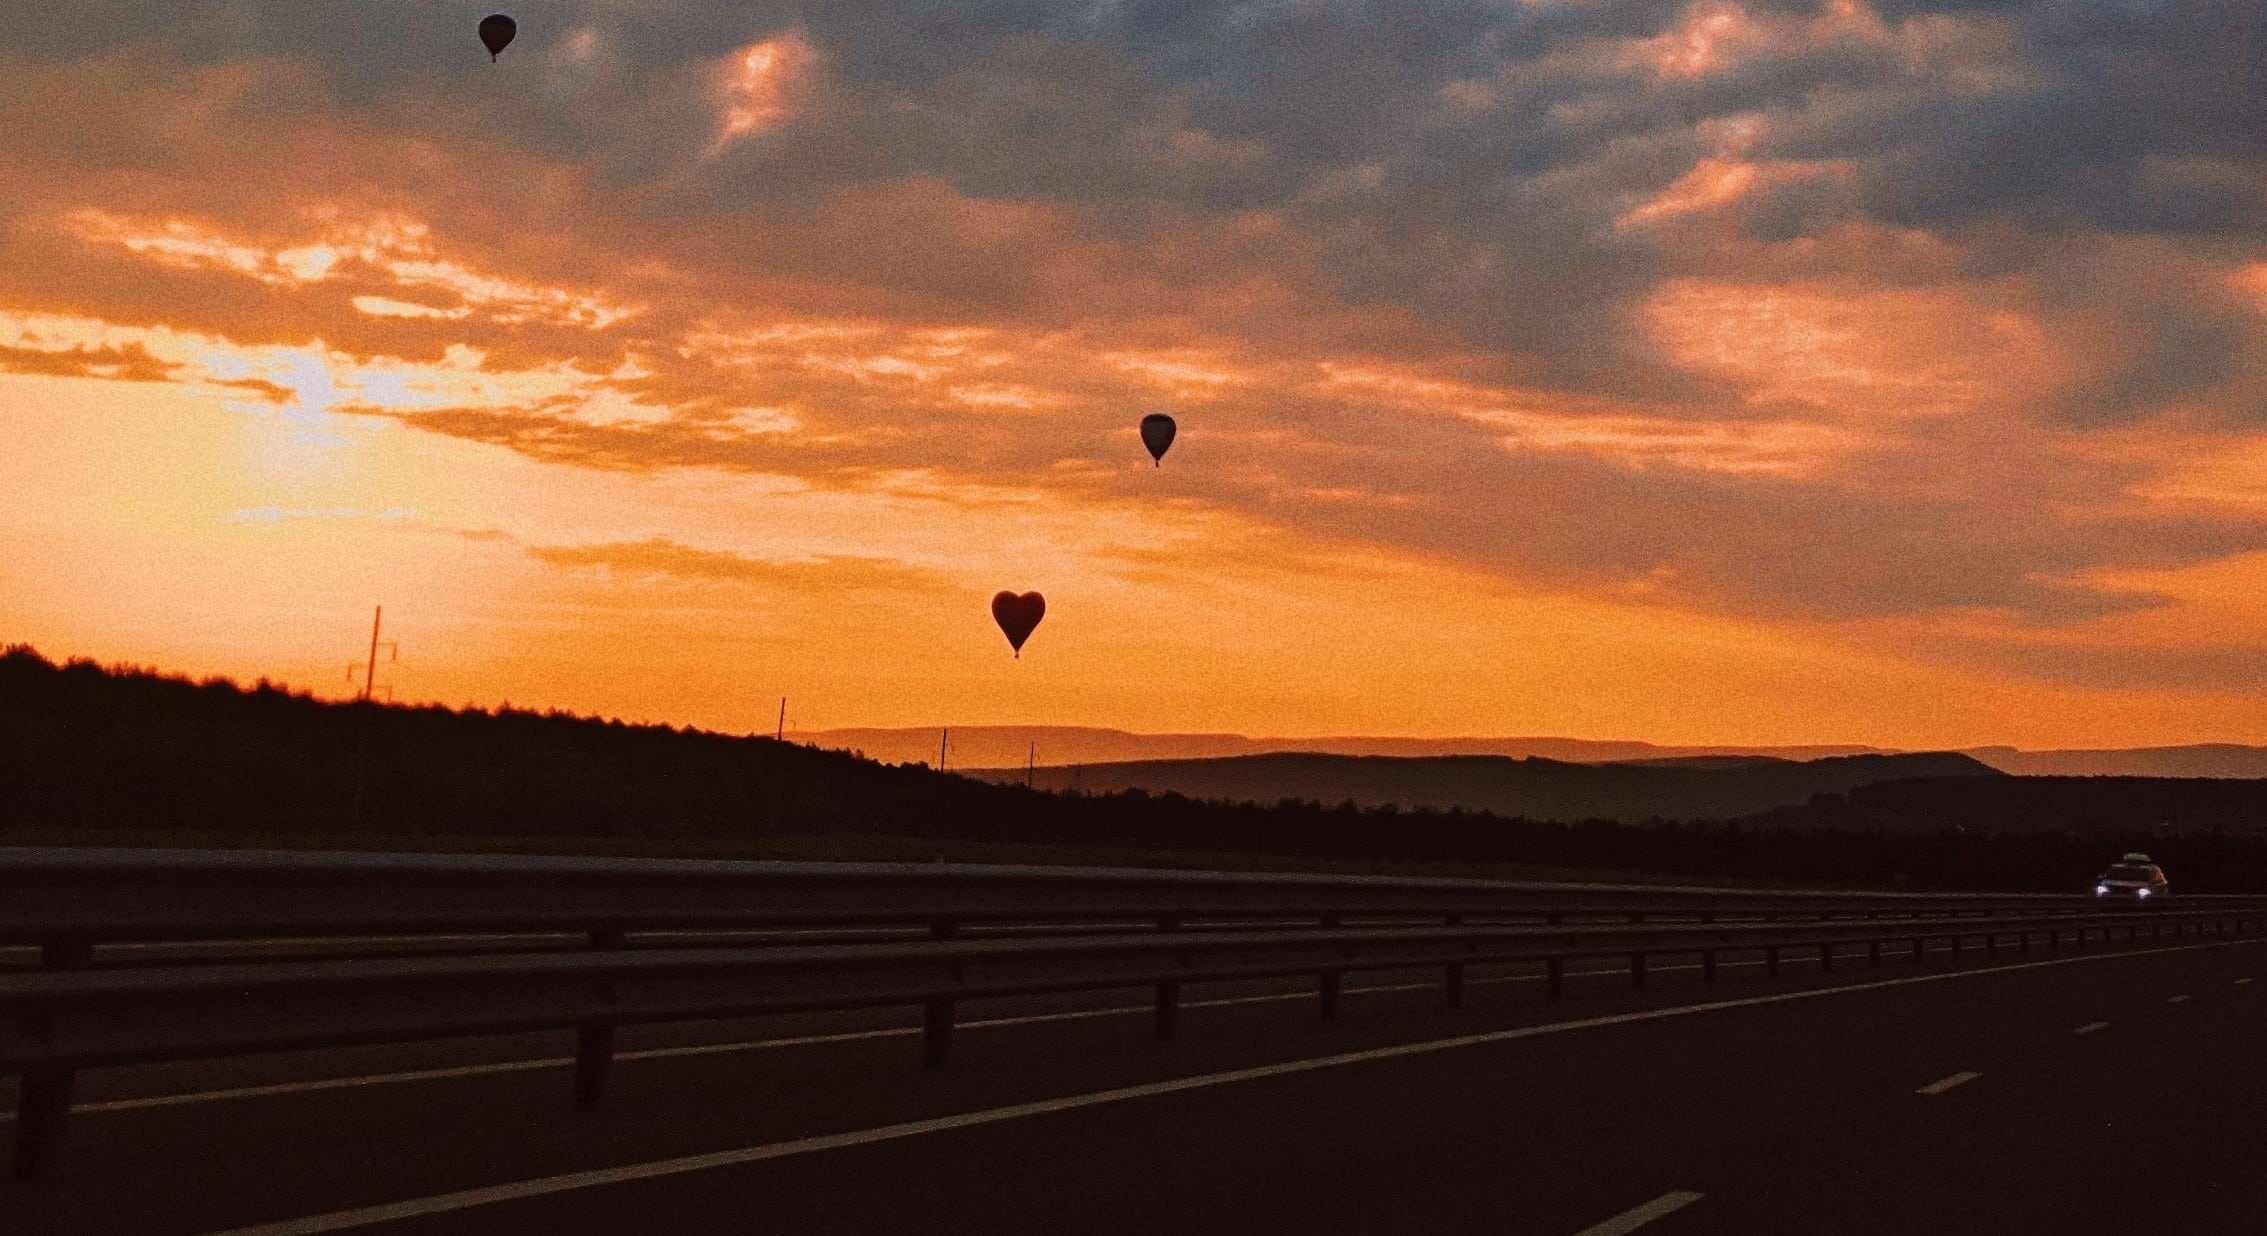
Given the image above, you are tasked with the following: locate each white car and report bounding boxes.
[2094,852,2169,901]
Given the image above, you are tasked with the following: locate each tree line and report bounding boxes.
[3,645,2263,892]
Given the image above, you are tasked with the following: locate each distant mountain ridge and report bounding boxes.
[10,647,2267,892]
[791,726,2267,780]
[789,726,1885,770]
[1961,745,2267,779]
[962,751,2002,823]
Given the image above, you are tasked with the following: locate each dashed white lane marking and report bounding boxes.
[2073,1021,2108,1035]
[2237,978,2255,985]
[2167,994,2191,1004]
[1917,1071,1981,1095]
[195,941,2264,1236]
[1571,1190,1706,1236]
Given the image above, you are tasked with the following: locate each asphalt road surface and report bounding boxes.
[5,935,2264,1235]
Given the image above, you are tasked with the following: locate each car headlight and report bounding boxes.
[2136,887,2151,898]
[2096,884,2109,895]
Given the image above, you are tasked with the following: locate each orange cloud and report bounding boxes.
[529,537,940,592]
[712,35,815,150]
[5,6,2267,752]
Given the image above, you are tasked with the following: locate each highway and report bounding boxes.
[5,934,2263,1235]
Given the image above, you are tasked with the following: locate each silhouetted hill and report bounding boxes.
[795,725,2267,780]
[966,751,2001,821]
[0,647,1021,844]
[1962,745,2267,779]
[791,726,1885,769]
[8,646,2267,893]
[1610,756,1792,771]
[1827,775,2267,834]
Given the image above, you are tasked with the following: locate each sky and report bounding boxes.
[3,0,2266,748]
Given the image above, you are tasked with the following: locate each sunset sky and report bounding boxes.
[4,0,2267,748]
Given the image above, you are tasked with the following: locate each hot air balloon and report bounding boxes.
[1139,412,1177,466]
[478,14,517,61]
[991,591,1046,657]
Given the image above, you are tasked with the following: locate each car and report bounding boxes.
[2094,853,2169,901]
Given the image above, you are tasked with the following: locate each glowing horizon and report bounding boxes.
[4,2,2266,750]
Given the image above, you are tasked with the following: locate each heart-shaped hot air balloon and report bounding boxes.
[991,591,1046,657]
[479,14,517,61]
[1139,412,1177,466]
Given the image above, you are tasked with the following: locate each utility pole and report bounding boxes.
[1028,742,1035,788]
[347,605,398,830]
[777,697,787,742]
[347,606,398,701]
[362,606,382,701]
[939,727,949,772]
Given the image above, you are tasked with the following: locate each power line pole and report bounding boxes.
[347,606,398,830]
[347,606,398,701]
[777,697,787,742]
[362,606,382,701]
[1028,741,1035,788]
[939,727,949,772]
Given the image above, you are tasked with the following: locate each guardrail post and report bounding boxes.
[1546,957,1564,997]
[925,920,959,1068]
[1445,915,1467,1010]
[1819,943,1833,971]
[1319,916,1342,1023]
[13,940,91,1180]
[574,928,625,1112]
[1155,916,1182,1041]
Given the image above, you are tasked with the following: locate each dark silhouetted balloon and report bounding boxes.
[479,14,517,61]
[991,591,1046,656]
[1139,413,1177,466]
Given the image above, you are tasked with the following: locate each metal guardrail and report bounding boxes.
[5,847,2265,1180]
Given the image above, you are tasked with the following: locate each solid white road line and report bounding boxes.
[2167,994,2191,1004]
[2072,1021,2108,1035]
[0,940,2229,1125]
[0,961,1809,1122]
[1916,1071,1981,1096]
[1571,1191,1706,1236]
[196,939,2265,1236]
[0,977,1505,1122]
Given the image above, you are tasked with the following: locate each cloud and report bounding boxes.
[6,0,2267,669]
[0,339,173,382]
[528,536,941,592]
